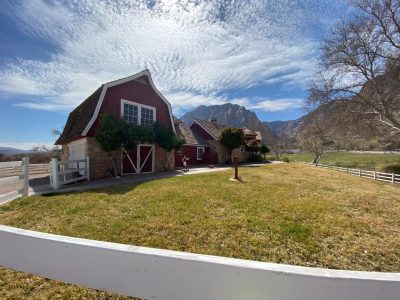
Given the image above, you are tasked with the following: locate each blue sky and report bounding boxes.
[0,0,349,149]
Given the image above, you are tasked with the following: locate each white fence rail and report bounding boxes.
[297,162,400,184]
[50,157,90,190]
[0,225,399,300]
[0,158,29,204]
[0,163,49,177]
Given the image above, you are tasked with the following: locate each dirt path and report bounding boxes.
[0,174,49,196]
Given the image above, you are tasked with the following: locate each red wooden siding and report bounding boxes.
[88,78,173,136]
[175,146,218,167]
[245,134,258,144]
[190,122,215,140]
[140,145,153,172]
[123,148,138,174]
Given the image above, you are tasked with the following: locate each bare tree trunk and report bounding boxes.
[162,150,168,172]
[111,156,118,177]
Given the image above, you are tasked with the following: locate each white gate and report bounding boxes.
[50,157,90,191]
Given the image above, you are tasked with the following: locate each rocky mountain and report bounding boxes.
[180,102,399,151]
[264,117,305,138]
[180,103,275,143]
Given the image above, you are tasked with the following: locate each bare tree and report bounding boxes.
[298,114,334,164]
[308,0,400,133]
[270,132,289,161]
[51,128,62,137]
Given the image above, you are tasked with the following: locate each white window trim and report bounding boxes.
[121,99,156,125]
[197,146,205,160]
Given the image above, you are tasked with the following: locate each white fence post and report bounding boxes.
[359,169,361,177]
[50,158,59,191]
[392,173,395,184]
[374,171,376,180]
[86,156,90,182]
[22,157,29,196]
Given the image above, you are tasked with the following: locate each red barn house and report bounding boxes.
[174,118,262,167]
[56,70,175,179]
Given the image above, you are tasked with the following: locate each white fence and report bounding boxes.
[0,225,399,300]
[50,157,90,191]
[297,162,400,184]
[0,158,29,204]
[0,163,49,177]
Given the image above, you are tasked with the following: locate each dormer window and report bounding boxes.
[121,99,156,126]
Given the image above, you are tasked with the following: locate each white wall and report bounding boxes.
[0,225,399,300]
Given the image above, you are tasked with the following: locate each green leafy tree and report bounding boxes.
[219,128,245,163]
[95,114,122,176]
[154,122,186,171]
[245,140,260,161]
[260,144,270,160]
[119,118,155,151]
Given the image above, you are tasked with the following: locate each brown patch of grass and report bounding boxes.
[0,266,133,299]
[1,163,400,298]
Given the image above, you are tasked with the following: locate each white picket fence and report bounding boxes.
[50,157,90,190]
[1,225,399,300]
[297,161,400,184]
[0,158,29,204]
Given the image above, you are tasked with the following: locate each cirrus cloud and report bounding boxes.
[0,0,347,114]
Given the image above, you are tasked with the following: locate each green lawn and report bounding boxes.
[276,151,400,172]
[1,163,400,298]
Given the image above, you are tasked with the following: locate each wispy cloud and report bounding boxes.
[0,0,346,112]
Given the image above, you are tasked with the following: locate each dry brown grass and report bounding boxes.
[0,267,132,299]
[1,163,400,298]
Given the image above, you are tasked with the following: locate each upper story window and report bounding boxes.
[121,100,156,126]
[141,107,154,126]
[123,103,139,125]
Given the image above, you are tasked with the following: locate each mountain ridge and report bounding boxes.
[180,103,276,143]
[0,147,31,155]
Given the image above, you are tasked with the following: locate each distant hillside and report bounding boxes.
[179,102,397,150]
[180,103,275,143]
[264,117,305,138]
[0,147,30,155]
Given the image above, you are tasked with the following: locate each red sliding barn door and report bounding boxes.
[139,145,153,173]
[122,144,154,174]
